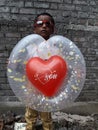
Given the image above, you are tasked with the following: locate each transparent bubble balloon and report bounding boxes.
[7,34,86,112]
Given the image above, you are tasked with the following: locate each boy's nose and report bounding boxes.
[42,23,47,27]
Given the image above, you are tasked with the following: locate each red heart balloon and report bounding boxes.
[26,55,67,97]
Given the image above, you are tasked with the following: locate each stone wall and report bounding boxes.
[0,0,98,104]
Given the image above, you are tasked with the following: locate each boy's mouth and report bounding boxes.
[41,30,47,33]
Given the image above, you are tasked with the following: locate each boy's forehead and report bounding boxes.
[37,15,51,21]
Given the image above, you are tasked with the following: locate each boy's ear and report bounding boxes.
[52,26,57,34]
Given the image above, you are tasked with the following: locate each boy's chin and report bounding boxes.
[40,34,49,40]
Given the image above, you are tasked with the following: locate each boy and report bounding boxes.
[25,12,55,130]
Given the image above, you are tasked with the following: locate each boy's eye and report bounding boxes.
[37,21,43,25]
[35,20,52,27]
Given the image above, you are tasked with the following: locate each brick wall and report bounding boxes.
[0,0,98,103]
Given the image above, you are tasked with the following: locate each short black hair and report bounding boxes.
[34,12,55,25]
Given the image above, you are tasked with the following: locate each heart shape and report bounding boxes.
[26,55,67,97]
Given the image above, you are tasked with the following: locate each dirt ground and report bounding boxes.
[0,110,98,130]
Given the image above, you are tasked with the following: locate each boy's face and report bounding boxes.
[34,15,54,40]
